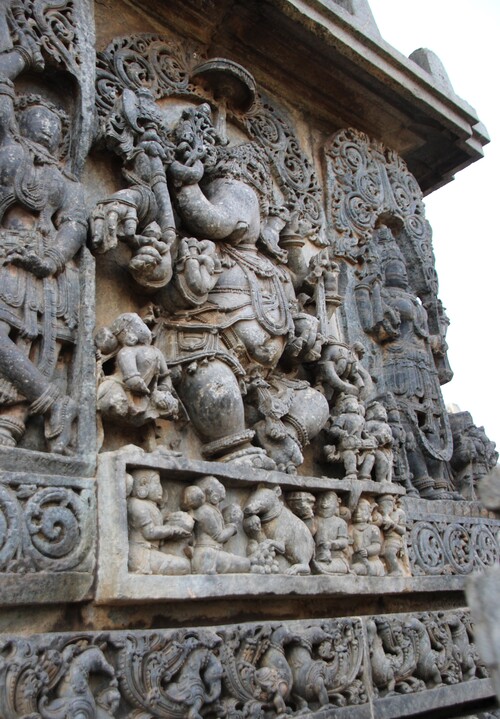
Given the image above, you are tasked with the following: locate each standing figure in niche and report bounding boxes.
[324,394,376,480]
[350,498,385,576]
[91,85,329,471]
[449,411,498,500]
[312,491,350,575]
[96,312,179,427]
[385,393,419,496]
[0,42,87,452]
[364,401,394,483]
[374,494,406,576]
[127,468,192,575]
[355,225,457,499]
[182,475,250,574]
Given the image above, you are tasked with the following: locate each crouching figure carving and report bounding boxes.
[244,484,314,575]
[96,312,179,428]
[127,468,192,575]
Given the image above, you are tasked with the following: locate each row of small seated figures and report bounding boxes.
[127,470,408,577]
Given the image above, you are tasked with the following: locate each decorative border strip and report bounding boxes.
[0,610,490,718]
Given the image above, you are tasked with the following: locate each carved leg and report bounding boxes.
[374,449,392,483]
[0,326,77,452]
[0,325,53,403]
[216,551,251,574]
[358,451,375,480]
[342,449,358,480]
[178,359,253,457]
[383,548,403,576]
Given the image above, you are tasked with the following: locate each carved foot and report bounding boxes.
[222,446,277,471]
[45,396,78,454]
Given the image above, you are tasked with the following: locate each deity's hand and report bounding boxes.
[91,197,139,254]
[6,248,56,278]
[176,237,221,299]
[151,389,179,417]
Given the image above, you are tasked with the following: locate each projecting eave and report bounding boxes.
[129,0,489,195]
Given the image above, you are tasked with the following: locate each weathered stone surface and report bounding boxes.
[0,1,496,717]
[0,469,95,605]
[403,496,500,576]
[0,610,492,718]
[0,3,96,461]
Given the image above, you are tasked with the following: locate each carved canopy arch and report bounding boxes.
[324,128,439,300]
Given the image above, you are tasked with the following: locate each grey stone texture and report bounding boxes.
[0,611,493,719]
[0,1,497,717]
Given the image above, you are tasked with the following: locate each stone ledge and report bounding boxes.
[0,571,94,606]
[0,445,95,477]
[95,570,470,605]
[372,679,495,719]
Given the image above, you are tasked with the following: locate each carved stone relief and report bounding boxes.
[0,468,95,605]
[95,447,415,602]
[88,33,344,476]
[407,515,500,576]
[368,610,487,698]
[0,7,497,719]
[0,0,95,459]
[0,610,489,719]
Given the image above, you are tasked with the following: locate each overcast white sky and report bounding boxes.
[367,0,500,446]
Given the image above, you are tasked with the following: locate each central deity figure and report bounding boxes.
[92,77,329,470]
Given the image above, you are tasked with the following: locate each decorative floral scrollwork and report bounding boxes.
[12,0,81,74]
[246,99,326,245]
[408,518,500,575]
[472,524,499,568]
[443,524,474,574]
[96,34,198,116]
[22,486,92,571]
[409,521,446,575]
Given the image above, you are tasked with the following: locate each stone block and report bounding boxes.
[0,469,96,606]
